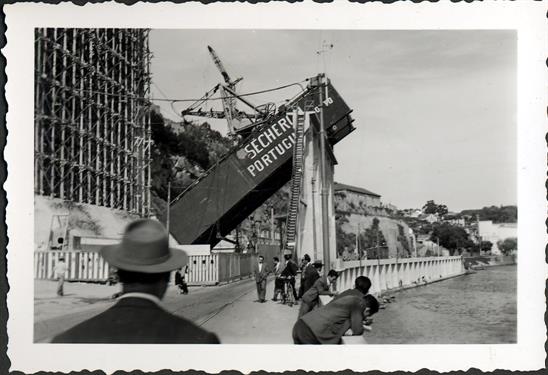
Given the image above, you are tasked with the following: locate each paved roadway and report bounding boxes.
[34,277,297,343]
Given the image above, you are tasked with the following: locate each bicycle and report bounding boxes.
[279,275,296,307]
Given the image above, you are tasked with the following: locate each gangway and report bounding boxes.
[163,75,355,248]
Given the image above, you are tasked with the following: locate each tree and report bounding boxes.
[423,200,448,217]
[436,204,448,216]
[336,214,356,256]
[430,223,473,256]
[497,237,517,255]
[423,200,438,214]
[358,217,388,258]
[481,240,493,252]
[460,205,517,223]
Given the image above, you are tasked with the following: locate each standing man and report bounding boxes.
[303,259,322,294]
[298,254,313,299]
[52,219,220,343]
[272,256,283,301]
[281,250,299,302]
[54,256,68,297]
[174,267,189,295]
[253,255,269,303]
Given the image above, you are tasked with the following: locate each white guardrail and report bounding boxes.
[34,250,257,285]
[335,256,465,296]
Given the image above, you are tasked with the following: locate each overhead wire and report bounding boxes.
[152,82,184,120]
[64,80,308,103]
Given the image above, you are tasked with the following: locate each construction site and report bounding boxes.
[34,28,359,282]
[32,28,476,345]
[32,28,449,286]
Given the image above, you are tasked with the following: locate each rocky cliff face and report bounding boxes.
[335,196,414,259]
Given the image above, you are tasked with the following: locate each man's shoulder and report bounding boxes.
[52,299,220,344]
[167,313,220,343]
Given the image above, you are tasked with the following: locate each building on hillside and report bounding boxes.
[402,208,423,218]
[478,220,517,255]
[422,213,439,224]
[382,203,398,212]
[334,182,381,208]
[443,214,466,227]
[34,28,152,251]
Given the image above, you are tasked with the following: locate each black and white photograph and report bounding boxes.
[4,2,546,373]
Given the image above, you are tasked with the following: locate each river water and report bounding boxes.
[366,265,516,344]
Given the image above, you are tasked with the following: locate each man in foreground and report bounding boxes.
[292,276,379,344]
[52,219,220,344]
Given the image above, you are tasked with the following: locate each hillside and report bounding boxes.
[460,205,517,223]
[336,209,414,259]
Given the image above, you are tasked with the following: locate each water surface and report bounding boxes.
[367,265,516,344]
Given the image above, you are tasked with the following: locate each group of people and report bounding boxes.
[51,219,379,345]
[252,250,380,345]
[252,249,300,303]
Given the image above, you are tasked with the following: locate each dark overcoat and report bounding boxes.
[51,297,220,344]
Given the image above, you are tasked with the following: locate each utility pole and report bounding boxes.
[476,214,481,257]
[355,223,360,256]
[166,180,171,234]
[270,206,275,245]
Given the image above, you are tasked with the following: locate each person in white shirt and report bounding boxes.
[54,257,68,296]
[272,256,283,301]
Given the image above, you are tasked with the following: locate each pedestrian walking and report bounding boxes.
[175,266,189,294]
[54,256,68,297]
[298,269,339,318]
[272,256,283,301]
[51,219,220,344]
[292,276,379,344]
[253,255,269,303]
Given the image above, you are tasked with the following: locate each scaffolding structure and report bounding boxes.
[34,28,152,216]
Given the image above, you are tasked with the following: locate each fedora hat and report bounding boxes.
[101,219,188,273]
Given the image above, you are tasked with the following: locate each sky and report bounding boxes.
[149,30,516,212]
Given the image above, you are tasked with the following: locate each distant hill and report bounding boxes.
[460,205,517,223]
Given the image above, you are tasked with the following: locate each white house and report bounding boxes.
[478,220,517,255]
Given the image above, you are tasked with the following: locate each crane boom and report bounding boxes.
[208,45,232,85]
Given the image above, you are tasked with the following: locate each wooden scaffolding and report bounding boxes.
[34,28,152,216]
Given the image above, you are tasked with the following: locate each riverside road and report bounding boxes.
[35,265,516,344]
[34,277,298,343]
